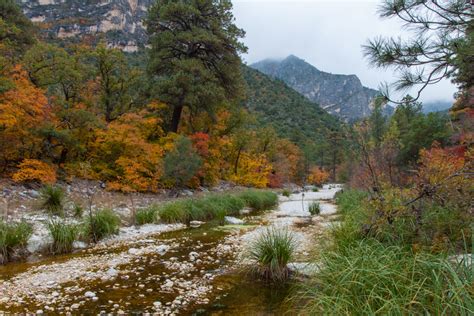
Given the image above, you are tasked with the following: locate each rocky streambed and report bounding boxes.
[0,185,342,315]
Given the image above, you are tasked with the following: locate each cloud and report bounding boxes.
[232,0,457,103]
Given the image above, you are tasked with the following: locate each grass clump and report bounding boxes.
[0,221,32,263]
[48,220,78,254]
[158,200,190,223]
[298,239,474,315]
[73,203,84,218]
[282,189,291,197]
[246,227,296,282]
[157,191,278,224]
[84,209,120,242]
[135,205,159,225]
[308,202,320,215]
[239,190,278,211]
[39,185,65,216]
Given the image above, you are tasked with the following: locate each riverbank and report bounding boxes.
[0,184,342,314]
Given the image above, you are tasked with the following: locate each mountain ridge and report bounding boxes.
[251,55,385,121]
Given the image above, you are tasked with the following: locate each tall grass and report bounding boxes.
[294,189,474,314]
[158,191,278,224]
[308,202,320,215]
[135,205,159,225]
[84,209,120,242]
[0,221,32,263]
[39,185,65,216]
[48,220,78,254]
[245,227,296,282]
[238,190,278,211]
[298,239,474,315]
[72,203,84,218]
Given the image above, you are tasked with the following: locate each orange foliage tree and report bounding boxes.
[12,159,57,184]
[307,166,330,186]
[91,105,165,192]
[0,66,51,172]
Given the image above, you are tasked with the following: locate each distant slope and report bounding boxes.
[242,65,341,143]
[251,55,386,122]
[422,100,452,113]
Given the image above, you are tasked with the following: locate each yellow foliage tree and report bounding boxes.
[229,153,272,188]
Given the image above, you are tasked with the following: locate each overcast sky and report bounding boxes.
[232,0,457,103]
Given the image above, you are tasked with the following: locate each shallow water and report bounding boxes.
[0,186,341,315]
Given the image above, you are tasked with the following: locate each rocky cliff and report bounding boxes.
[251,55,388,121]
[18,0,152,51]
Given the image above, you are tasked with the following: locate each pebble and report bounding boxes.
[84,291,96,298]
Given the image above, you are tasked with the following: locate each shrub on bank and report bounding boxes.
[39,185,65,216]
[245,227,296,282]
[83,209,120,242]
[0,221,32,263]
[48,220,78,254]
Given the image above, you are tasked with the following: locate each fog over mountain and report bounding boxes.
[232,0,457,104]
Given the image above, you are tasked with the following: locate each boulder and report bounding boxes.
[224,216,244,225]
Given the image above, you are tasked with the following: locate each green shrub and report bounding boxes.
[84,209,120,242]
[239,190,278,211]
[39,185,65,216]
[73,203,84,218]
[298,239,474,315]
[162,136,202,187]
[246,227,296,282]
[308,202,320,215]
[135,205,159,225]
[48,220,78,254]
[282,189,291,197]
[0,221,32,263]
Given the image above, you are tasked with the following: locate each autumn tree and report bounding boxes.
[146,0,247,132]
[0,66,51,171]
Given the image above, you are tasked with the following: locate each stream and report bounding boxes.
[0,185,341,315]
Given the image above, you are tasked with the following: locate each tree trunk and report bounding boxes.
[170,104,184,133]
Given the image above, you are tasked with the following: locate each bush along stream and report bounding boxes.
[0,186,343,314]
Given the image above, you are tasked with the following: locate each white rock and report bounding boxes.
[106,267,119,277]
[128,248,140,255]
[224,216,244,225]
[287,262,320,276]
[188,252,199,261]
[36,310,43,315]
[156,245,169,255]
[190,221,204,228]
[73,241,88,249]
[84,291,96,298]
